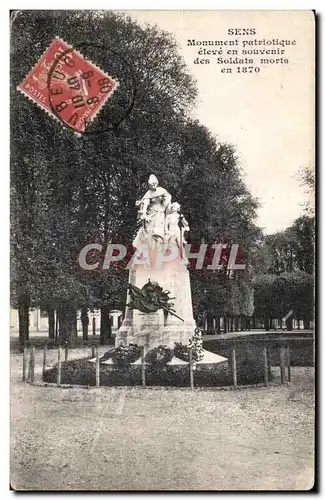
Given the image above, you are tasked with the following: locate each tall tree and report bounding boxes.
[175,121,260,325]
[253,212,314,329]
[10,10,197,345]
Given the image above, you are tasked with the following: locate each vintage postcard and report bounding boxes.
[10,10,315,491]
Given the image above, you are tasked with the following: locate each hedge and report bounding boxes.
[43,354,269,387]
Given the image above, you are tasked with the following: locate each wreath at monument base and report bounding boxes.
[174,342,205,362]
[110,343,141,367]
[174,327,205,363]
[144,345,173,368]
[174,342,191,362]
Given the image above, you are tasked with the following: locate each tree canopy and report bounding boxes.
[252,213,314,329]
[13,10,305,344]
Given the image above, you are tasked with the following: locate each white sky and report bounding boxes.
[125,10,315,234]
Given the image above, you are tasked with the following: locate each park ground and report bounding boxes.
[10,346,315,491]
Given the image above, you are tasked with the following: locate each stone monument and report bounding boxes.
[114,174,227,366]
[115,174,196,351]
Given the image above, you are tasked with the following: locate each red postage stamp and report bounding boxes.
[17,38,119,134]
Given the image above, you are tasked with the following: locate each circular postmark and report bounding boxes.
[47,41,136,137]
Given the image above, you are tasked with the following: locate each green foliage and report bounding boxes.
[177,122,260,319]
[43,356,266,387]
[253,270,314,322]
[253,212,314,324]
[292,216,315,275]
[43,358,140,386]
[10,10,198,341]
[254,216,314,276]
[297,165,315,216]
[253,274,278,319]
[11,11,261,340]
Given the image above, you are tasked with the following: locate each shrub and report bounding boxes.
[43,359,96,386]
[42,350,270,387]
[235,350,266,385]
[43,359,140,386]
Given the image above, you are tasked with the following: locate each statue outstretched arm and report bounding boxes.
[162,192,172,210]
[141,198,150,220]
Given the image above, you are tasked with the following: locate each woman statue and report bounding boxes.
[133,174,171,250]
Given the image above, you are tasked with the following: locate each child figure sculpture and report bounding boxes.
[165,202,190,263]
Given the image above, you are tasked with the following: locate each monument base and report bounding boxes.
[115,254,197,352]
[115,314,196,352]
[100,349,227,367]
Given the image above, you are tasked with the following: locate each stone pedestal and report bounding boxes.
[115,248,196,352]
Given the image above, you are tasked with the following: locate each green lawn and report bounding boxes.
[10,349,314,491]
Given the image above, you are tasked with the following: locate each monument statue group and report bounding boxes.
[113,175,226,366]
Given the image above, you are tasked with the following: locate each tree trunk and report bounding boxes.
[286,317,293,331]
[252,316,256,329]
[216,316,221,334]
[302,314,310,330]
[206,314,213,334]
[18,292,30,350]
[203,313,208,332]
[58,304,77,345]
[234,316,239,331]
[264,316,270,331]
[81,308,89,342]
[100,305,111,345]
[48,308,55,339]
[223,316,227,333]
[247,317,251,331]
[230,317,234,332]
[241,315,244,331]
[55,310,59,342]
